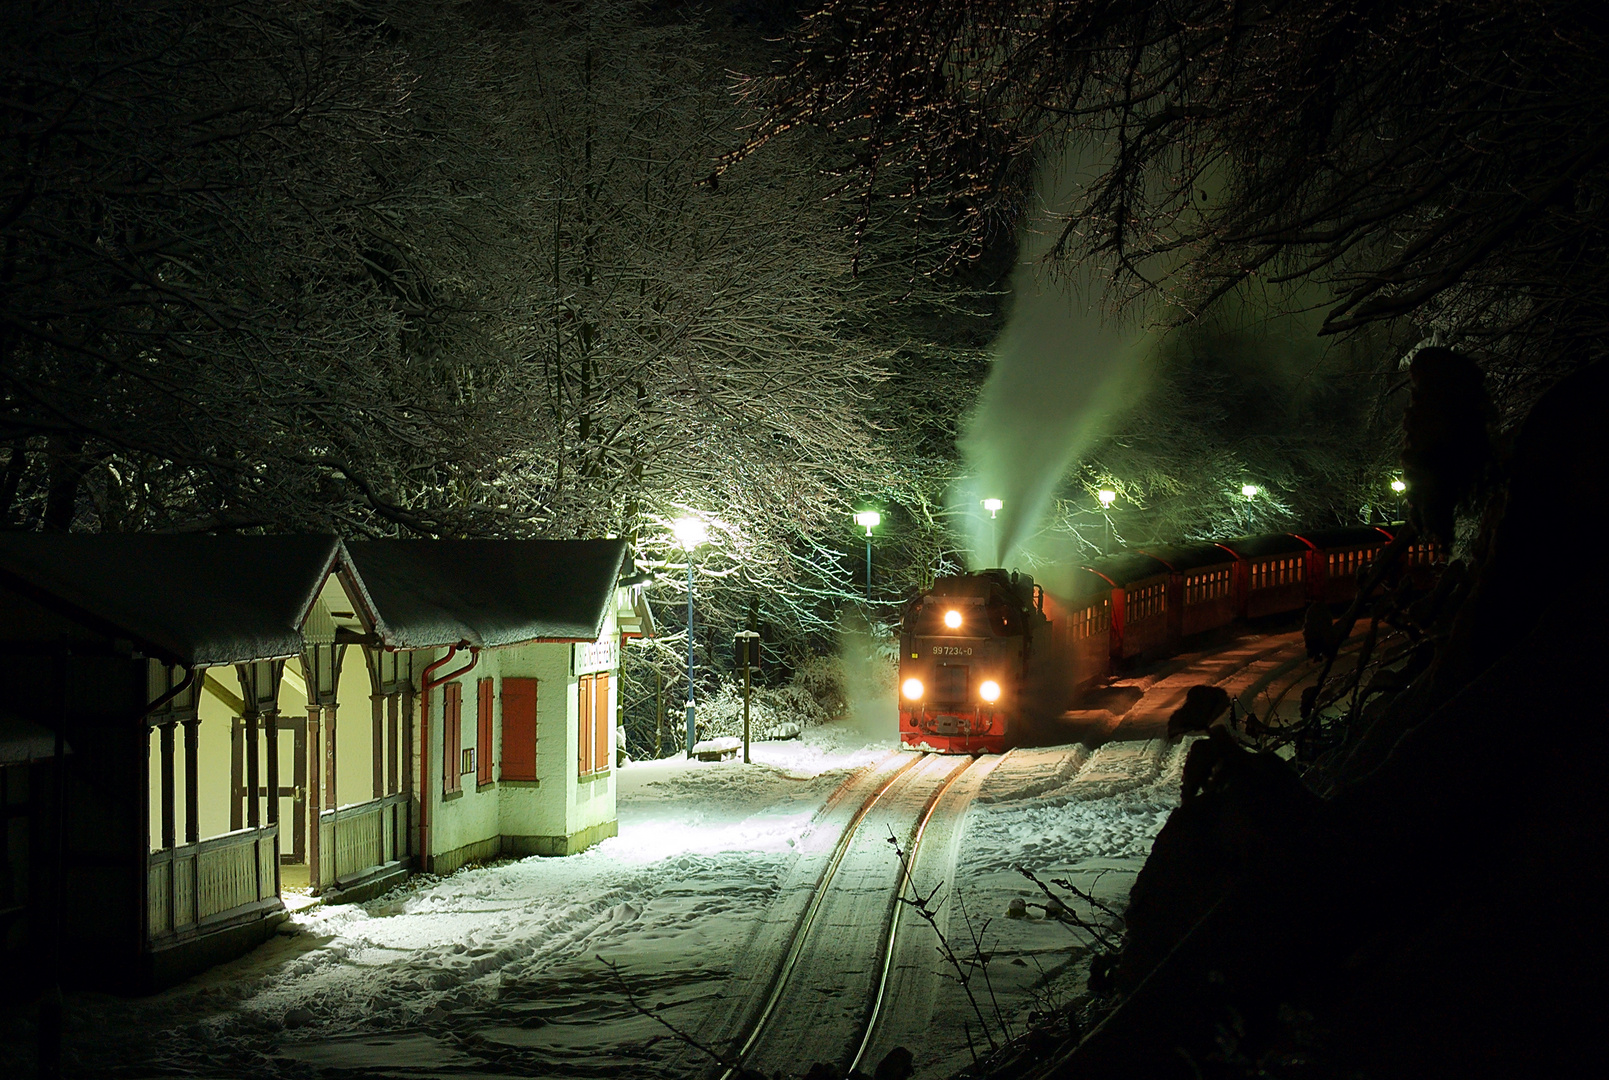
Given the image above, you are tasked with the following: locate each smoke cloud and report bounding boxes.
[838,606,897,739]
[955,149,1151,568]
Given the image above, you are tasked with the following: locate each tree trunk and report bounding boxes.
[42,435,86,532]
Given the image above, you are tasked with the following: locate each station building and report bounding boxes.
[0,533,650,991]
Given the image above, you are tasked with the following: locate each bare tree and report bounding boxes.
[739,0,1609,408]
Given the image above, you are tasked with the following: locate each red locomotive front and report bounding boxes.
[898,570,1045,754]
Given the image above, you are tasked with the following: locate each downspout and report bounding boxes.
[416,644,480,871]
[144,667,197,719]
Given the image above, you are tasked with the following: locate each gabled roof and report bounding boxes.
[0,533,340,666]
[346,539,629,650]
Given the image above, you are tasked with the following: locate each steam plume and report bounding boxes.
[955,150,1149,567]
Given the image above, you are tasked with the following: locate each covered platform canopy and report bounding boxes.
[0,533,347,666]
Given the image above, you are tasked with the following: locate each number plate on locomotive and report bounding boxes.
[931,646,973,655]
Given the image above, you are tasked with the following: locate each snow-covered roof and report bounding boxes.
[0,533,340,666]
[346,539,628,650]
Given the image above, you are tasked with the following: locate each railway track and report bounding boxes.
[702,635,1346,1079]
[708,750,999,1079]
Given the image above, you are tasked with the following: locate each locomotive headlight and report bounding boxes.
[902,677,925,701]
[943,609,962,629]
[979,679,1002,703]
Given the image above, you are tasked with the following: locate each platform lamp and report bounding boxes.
[853,509,881,600]
[982,498,1003,567]
[1098,489,1117,553]
[672,515,707,758]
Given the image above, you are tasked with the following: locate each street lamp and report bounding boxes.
[1241,484,1260,499]
[981,498,1003,567]
[1390,478,1407,494]
[853,510,881,601]
[672,516,707,758]
[1097,489,1117,553]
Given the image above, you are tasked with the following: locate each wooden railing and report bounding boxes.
[318,792,408,890]
[148,824,278,939]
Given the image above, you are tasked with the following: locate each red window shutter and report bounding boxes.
[593,672,611,773]
[443,682,462,794]
[477,678,494,786]
[577,675,593,776]
[500,678,538,781]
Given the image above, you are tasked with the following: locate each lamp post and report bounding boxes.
[853,510,881,600]
[982,498,1003,566]
[672,515,707,758]
[1098,489,1116,553]
[1241,483,1260,499]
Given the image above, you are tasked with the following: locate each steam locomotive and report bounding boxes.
[897,524,1441,754]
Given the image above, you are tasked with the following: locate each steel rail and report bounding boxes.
[847,751,991,1075]
[719,751,930,1080]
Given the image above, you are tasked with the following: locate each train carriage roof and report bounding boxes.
[1291,526,1393,549]
[1082,552,1171,587]
[1061,566,1116,604]
[1138,543,1239,572]
[1215,534,1310,558]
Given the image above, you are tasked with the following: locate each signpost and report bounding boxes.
[734,630,760,763]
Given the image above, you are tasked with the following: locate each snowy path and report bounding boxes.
[23,628,1331,1079]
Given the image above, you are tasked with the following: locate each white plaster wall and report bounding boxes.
[405,600,625,862]
[427,647,504,859]
[494,640,574,840]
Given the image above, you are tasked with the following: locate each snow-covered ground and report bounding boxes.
[30,714,1199,1079]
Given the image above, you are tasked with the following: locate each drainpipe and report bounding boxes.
[416,644,479,871]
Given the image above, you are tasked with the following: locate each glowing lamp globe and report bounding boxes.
[1241,484,1260,499]
[943,609,963,629]
[1391,479,1407,493]
[1097,489,1117,508]
[981,498,1003,518]
[671,516,707,550]
[853,509,881,535]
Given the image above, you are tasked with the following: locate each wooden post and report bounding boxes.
[401,682,415,858]
[325,703,337,887]
[290,718,307,863]
[245,709,260,829]
[229,718,244,832]
[265,711,280,896]
[387,693,399,795]
[371,692,384,799]
[306,708,321,893]
[264,712,279,826]
[158,721,176,850]
[182,718,200,845]
[654,667,665,759]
